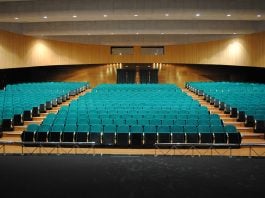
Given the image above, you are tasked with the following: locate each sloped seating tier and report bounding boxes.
[0,82,89,131]
[186,82,265,133]
[22,84,241,147]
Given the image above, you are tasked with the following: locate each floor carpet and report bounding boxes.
[0,155,264,198]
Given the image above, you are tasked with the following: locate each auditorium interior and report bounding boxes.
[0,0,264,197]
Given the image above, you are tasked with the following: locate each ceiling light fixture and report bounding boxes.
[14,17,19,20]
[73,15,77,18]
[257,14,261,18]
[165,13,169,17]
[134,14,138,17]
[196,13,200,17]
[43,16,47,19]
[136,32,139,35]
[226,14,231,17]
[233,32,237,35]
[103,14,108,17]
[161,33,165,35]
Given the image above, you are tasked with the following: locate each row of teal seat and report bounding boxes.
[41,118,223,126]
[22,123,241,146]
[57,109,210,116]
[186,81,265,133]
[45,111,218,118]
[24,123,235,134]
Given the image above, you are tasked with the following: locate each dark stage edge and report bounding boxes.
[0,155,264,198]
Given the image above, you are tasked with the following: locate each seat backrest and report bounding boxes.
[26,124,39,132]
[90,124,103,133]
[198,125,211,133]
[184,125,198,133]
[50,124,64,132]
[89,118,102,125]
[211,126,225,133]
[103,124,117,133]
[125,118,138,125]
[77,124,90,132]
[157,125,171,133]
[224,125,237,133]
[63,124,77,132]
[143,125,157,133]
[116,125,130,133]
[171,125,184,133]
[130,125,144,133]
[37,125,51,132]
[149,119,161,126]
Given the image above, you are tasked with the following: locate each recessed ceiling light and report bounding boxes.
[226,14,231,17]
[14,17,19,20]
[134,14,138,17]
[196,13,200,17]
[43,16,47,19]
[136,32,139,35]
[257,14,261,18]
[103,14,108,17]
[165,13,169,17]
[72,15,77,18]
[233,32,237,35]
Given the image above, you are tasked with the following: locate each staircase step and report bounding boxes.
[14,126,27,131]
[32,117,45,121]
[47,109,58,113]
[3,131,23,137]
[24,121,42,125]
[222,117,237,122]
[237,127,254,133]
[241,138,265,144]
[40,113,49,117]
[223,121,245,127]
[241,132,264,139]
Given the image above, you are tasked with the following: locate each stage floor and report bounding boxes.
[0,155,264,198]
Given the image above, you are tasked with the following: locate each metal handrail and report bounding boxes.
[154,142,265,157]
[0,141,96,155]
[0,141,96,146]
[0,141,265,157]
[154,143,241,147]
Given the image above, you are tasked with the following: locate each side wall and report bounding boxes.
[0,30,264,68]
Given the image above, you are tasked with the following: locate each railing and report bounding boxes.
[154,143,265,157]
[0,141,96,155]
[0,141,265,157]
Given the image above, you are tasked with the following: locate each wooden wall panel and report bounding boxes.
[0,29,265,69]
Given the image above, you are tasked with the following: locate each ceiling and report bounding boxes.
[0,0,264,46]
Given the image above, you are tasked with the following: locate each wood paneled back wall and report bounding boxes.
[0,30,265,68]
[1,64,264,89]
